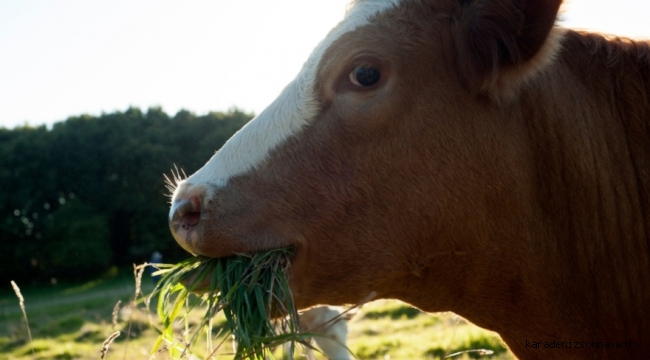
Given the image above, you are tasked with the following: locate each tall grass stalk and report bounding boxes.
[10,280,34,356]
[123,263,147,359]
[100,330,121,359]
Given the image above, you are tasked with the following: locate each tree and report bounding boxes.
[0,107,252,283]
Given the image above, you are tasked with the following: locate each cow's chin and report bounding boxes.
[169,221,200,256]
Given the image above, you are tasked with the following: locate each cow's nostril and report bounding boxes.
[182,211,201,230]
[170,195,203,232]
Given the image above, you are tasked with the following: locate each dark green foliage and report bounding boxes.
[424,347,447,358]
[0,107,252,283]
[42,200,111,279]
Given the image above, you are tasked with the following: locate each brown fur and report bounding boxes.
[170,1,650,358]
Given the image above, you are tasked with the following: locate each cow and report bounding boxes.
[168,0,650,358]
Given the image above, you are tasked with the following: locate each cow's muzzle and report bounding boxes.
[169,194,202,255]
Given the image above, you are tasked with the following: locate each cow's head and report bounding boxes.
[169,0,563,310]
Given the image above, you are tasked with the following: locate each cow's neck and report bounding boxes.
[509,31,650,355]
[395,30,650,359]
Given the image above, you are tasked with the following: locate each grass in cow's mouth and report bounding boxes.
[147,248,310,359]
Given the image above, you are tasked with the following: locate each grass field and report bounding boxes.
[1,269,513,359]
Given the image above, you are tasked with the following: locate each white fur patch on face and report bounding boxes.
[177,0,402,196]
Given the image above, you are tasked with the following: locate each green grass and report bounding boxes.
[150,249,305,359]
[348,300,511,359]
[1,268,514,359]
[1,271,143,360]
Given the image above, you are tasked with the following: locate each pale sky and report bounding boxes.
[1,0,648,129]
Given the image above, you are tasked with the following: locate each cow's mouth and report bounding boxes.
[169,195,302,260]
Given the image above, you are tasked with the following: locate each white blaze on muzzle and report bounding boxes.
[172,0,402,204]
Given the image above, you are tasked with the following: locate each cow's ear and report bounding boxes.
[454,0,564,96]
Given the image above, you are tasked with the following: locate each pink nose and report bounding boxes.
[169,195,202,254]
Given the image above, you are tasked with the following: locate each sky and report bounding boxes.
[1,0,649,129]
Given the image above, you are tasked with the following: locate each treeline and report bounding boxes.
[0,107,252,284]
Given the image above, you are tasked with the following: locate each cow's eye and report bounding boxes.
[349,66,381,87]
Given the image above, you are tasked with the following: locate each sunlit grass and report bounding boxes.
[148,248,310,359]
[347,300,510,359]
[1,269,513,359]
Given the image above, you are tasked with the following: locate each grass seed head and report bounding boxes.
[100,330,121,359]
[10,280,34,356]
[134,263,146,299]
[10,281,24,306]
[112,300,121,330]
